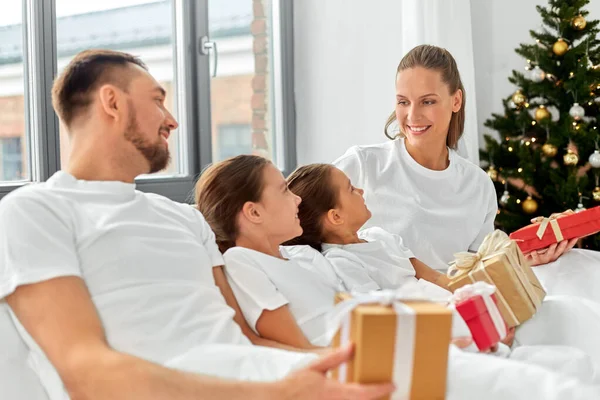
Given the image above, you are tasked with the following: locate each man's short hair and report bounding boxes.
[51,49,148,128]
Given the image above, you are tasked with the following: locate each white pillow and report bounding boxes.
[0,301,48,400]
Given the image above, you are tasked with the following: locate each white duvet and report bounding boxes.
[164,342,600,399]
[165,250,600,399]
[533,248,600,305]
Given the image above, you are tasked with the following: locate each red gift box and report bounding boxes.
[455,293,506,352]
[509,206,600,254]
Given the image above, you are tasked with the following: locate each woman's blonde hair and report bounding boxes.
[384,44,466,149]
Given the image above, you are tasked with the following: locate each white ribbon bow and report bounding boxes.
[451,282,507,341]
[325,282,432,400]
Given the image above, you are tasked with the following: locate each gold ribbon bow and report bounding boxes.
[532,209,574,241]
[447,230,545,327]
[448,230,513,279]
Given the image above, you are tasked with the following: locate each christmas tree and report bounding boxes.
[481,0,600,249]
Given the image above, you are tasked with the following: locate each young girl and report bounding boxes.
[284,163,451,298]
[193,155,600,398]
[284,162,600,376]
[195,155,345,349]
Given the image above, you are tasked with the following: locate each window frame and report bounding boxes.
[0,0,296,203]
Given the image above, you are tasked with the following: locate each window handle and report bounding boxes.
[199,36,218,77]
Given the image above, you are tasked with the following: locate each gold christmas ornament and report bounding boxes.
[542,143,558,157]
[512,90,526,106]
[535,105,551,122]
[522,196,539,214]
[593,187,600,201]
[563,150,579,166]
[553,38,569,56]
[572,15,587,30]
[487,166,498,181]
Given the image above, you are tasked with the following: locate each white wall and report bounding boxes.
[293,0,403,165]
[294,0,600,165]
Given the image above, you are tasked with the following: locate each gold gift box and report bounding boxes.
[449,239,546,328]
[332,293,452,400]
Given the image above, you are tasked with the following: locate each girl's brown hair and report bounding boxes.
[195,155,270,253]
[384,44,466,149]
[283,164,338,252]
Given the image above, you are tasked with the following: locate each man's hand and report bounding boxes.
[277,344,395,400]
[525,238,578,266]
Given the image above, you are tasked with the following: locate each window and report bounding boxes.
[0,0,295,201]
[207,0,294,171]
[217,124,252,160]
[0,138,23,181]
[0,0,29,184]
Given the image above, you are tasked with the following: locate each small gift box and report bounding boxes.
[451,282,507,352]
[448,230,546,328]
[509,207,600,254]
[328,287,452,400]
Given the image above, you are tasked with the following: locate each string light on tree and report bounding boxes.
[553,38,569,56]
[487,165,498,181]
[522,196,538,214]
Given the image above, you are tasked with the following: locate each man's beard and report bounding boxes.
[124,108,170,174]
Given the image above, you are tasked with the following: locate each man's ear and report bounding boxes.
[241,201,262,224]
[98,84,124,122]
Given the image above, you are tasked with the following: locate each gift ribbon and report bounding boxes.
[447,230,542,325]
[324,283,430,399]
[532,211,570,241]
[451,282,507,340]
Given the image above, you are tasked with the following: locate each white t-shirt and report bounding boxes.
[0,171,248,399]
[223,245,345,347]
[322,227,451,299]
[322,227,415,291]
[334,139,497,271]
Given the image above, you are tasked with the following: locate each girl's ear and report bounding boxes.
[325,208,344,226]
[241,201,262,224]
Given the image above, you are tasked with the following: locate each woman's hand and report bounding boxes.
[451,337,473,349]
[525,238,578,266]
[500,327,516,348]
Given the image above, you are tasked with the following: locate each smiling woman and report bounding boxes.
[334,45,495,273]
